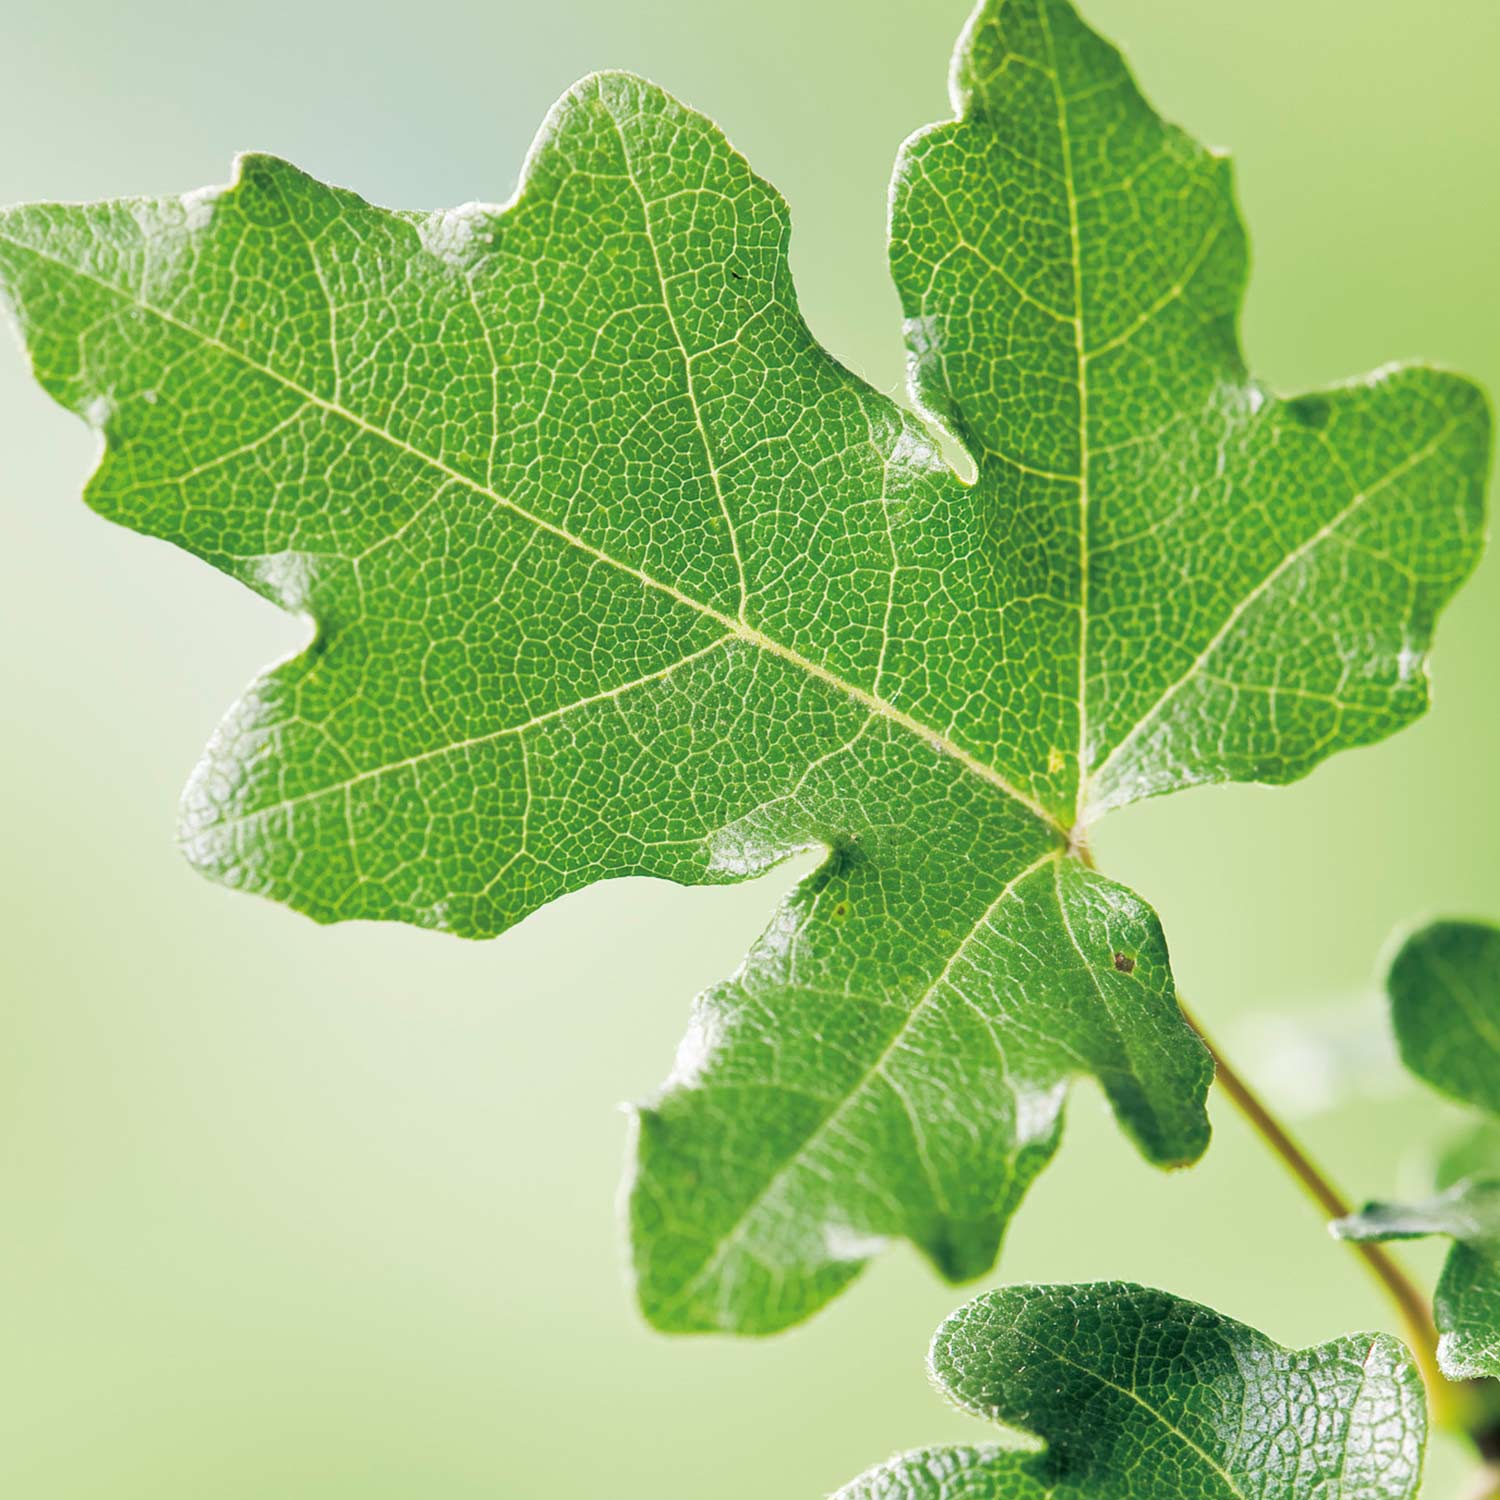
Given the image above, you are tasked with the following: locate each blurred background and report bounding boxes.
[1,0,1496,1494]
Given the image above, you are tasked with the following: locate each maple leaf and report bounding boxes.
[0,0,1487,1332]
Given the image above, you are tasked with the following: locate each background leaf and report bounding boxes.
[1336,1181,1500,1383]
[1389,921,1500,1116]
[0,0,1488,1335]
[837,1282,1426,1500]
[1335,919,1500,1379]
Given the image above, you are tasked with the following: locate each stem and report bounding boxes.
[1179,999,1454,1425]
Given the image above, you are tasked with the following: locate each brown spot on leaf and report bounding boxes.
[1113,952,1136,974]
[1287,394,1331,429]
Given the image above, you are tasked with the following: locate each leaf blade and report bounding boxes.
[1336,921,1500,1379]
[632,858,1210,1333]
[1335,1181,1500,1383]
[889,0,1489,822]
[0,0,1488,1337]
[837,1282,1426,1500]
[1389,921,1500,1115]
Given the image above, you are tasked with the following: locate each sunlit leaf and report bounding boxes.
[0,0,1487,1332]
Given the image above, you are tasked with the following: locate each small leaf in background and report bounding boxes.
[0,0,1488,1333]
[1390,921,1500,1116]
[836,1282,1425,1500]
[1335,1181,1500,1243]
[1337,920,1500,1379]
[1335,1182,1500,1382]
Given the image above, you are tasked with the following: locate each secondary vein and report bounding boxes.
[0,228,1065,838]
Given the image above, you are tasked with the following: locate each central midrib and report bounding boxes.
[660,845,1062,1314]
[1036,0,1094,834]
[1020,1330,1250,1500]
[1,228,1064,837]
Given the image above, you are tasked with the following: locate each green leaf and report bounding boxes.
[1335,1179,1500,1243]
[1335,1181,1500,1381]
[1333,920,1500,1379]
[836,1282,1426,1500]
[1389,921,1500,1116]
[0,0,1488,1334]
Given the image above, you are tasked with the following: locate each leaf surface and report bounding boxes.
[1336,1180,1500,1382]
[0,0,1488,1333]
[836,1282,1426,1500]
[1335,920,1500,1379]
[1389,921,1500,1115]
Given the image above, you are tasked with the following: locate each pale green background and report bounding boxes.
[1,1,1497,1494]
